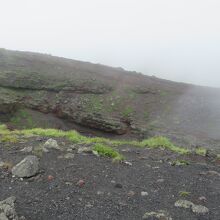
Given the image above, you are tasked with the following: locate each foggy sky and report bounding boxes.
[1,0,220,87]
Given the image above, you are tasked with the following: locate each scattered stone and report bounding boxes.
[58,153,75,159]
[47,175,54,181]
[68,145,76,150]
[175,200,209,215]
[77,147,92,154]
[97,191,104,195]
[123,161,132,166]
[156,179,165,183]
[128,191,135,197]
[0,196,25,220]
[0,161,13,170]
[141,191,149,197]
[76,179,85,187]
[198,196,207,202]
[20,146,33,153]
[85,203,93,208]
[114,183,123,189]
[174,200,193,209]
[11,156,39,178]
[142,210,172,220]
[92,150,99,157]
[191,204,209,215]
[43,138,60,150]
[64,153,75,159]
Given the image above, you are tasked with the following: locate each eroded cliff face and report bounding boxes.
[1,49,220,150]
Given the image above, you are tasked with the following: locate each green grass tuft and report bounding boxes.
[139,136,190,154]
[93,143,124,161]
[179,191,191,197]
[195,147,207,156]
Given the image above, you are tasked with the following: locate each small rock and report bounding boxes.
[142,210,172,220]
[43,138,60,150]
[198,196,207,202]
[77,147,92,154]
[68,145,76,150]
[97,191,104,195]
[191,204,209,215]
[20,146,33,153]
[123,161,132,166]
[85,203,93,208]
[11,156,39,178]
[115,183,123,189]
[47,175,54,181]
[156,179,165,183]
[76,179,85,187]
[128,191,135,197]
[92,150,99,157]
[63,153,75,159]
[141,191,149,197]
[174,200,193,209]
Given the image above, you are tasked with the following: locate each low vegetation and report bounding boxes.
[171,159,190,166]
[179,191,191,197]
[0,123,208,156]
[195,147,207,156]
[139,136,190,154]
[122,106,134,118]
[93,143,124,161]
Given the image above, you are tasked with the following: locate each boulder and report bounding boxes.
[43,138,60,150]
[12,155,39,178]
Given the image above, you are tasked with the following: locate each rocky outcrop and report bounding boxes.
[75,113,128,134]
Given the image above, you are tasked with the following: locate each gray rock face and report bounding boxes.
[12,156,39,178]
[0,196,25,220]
